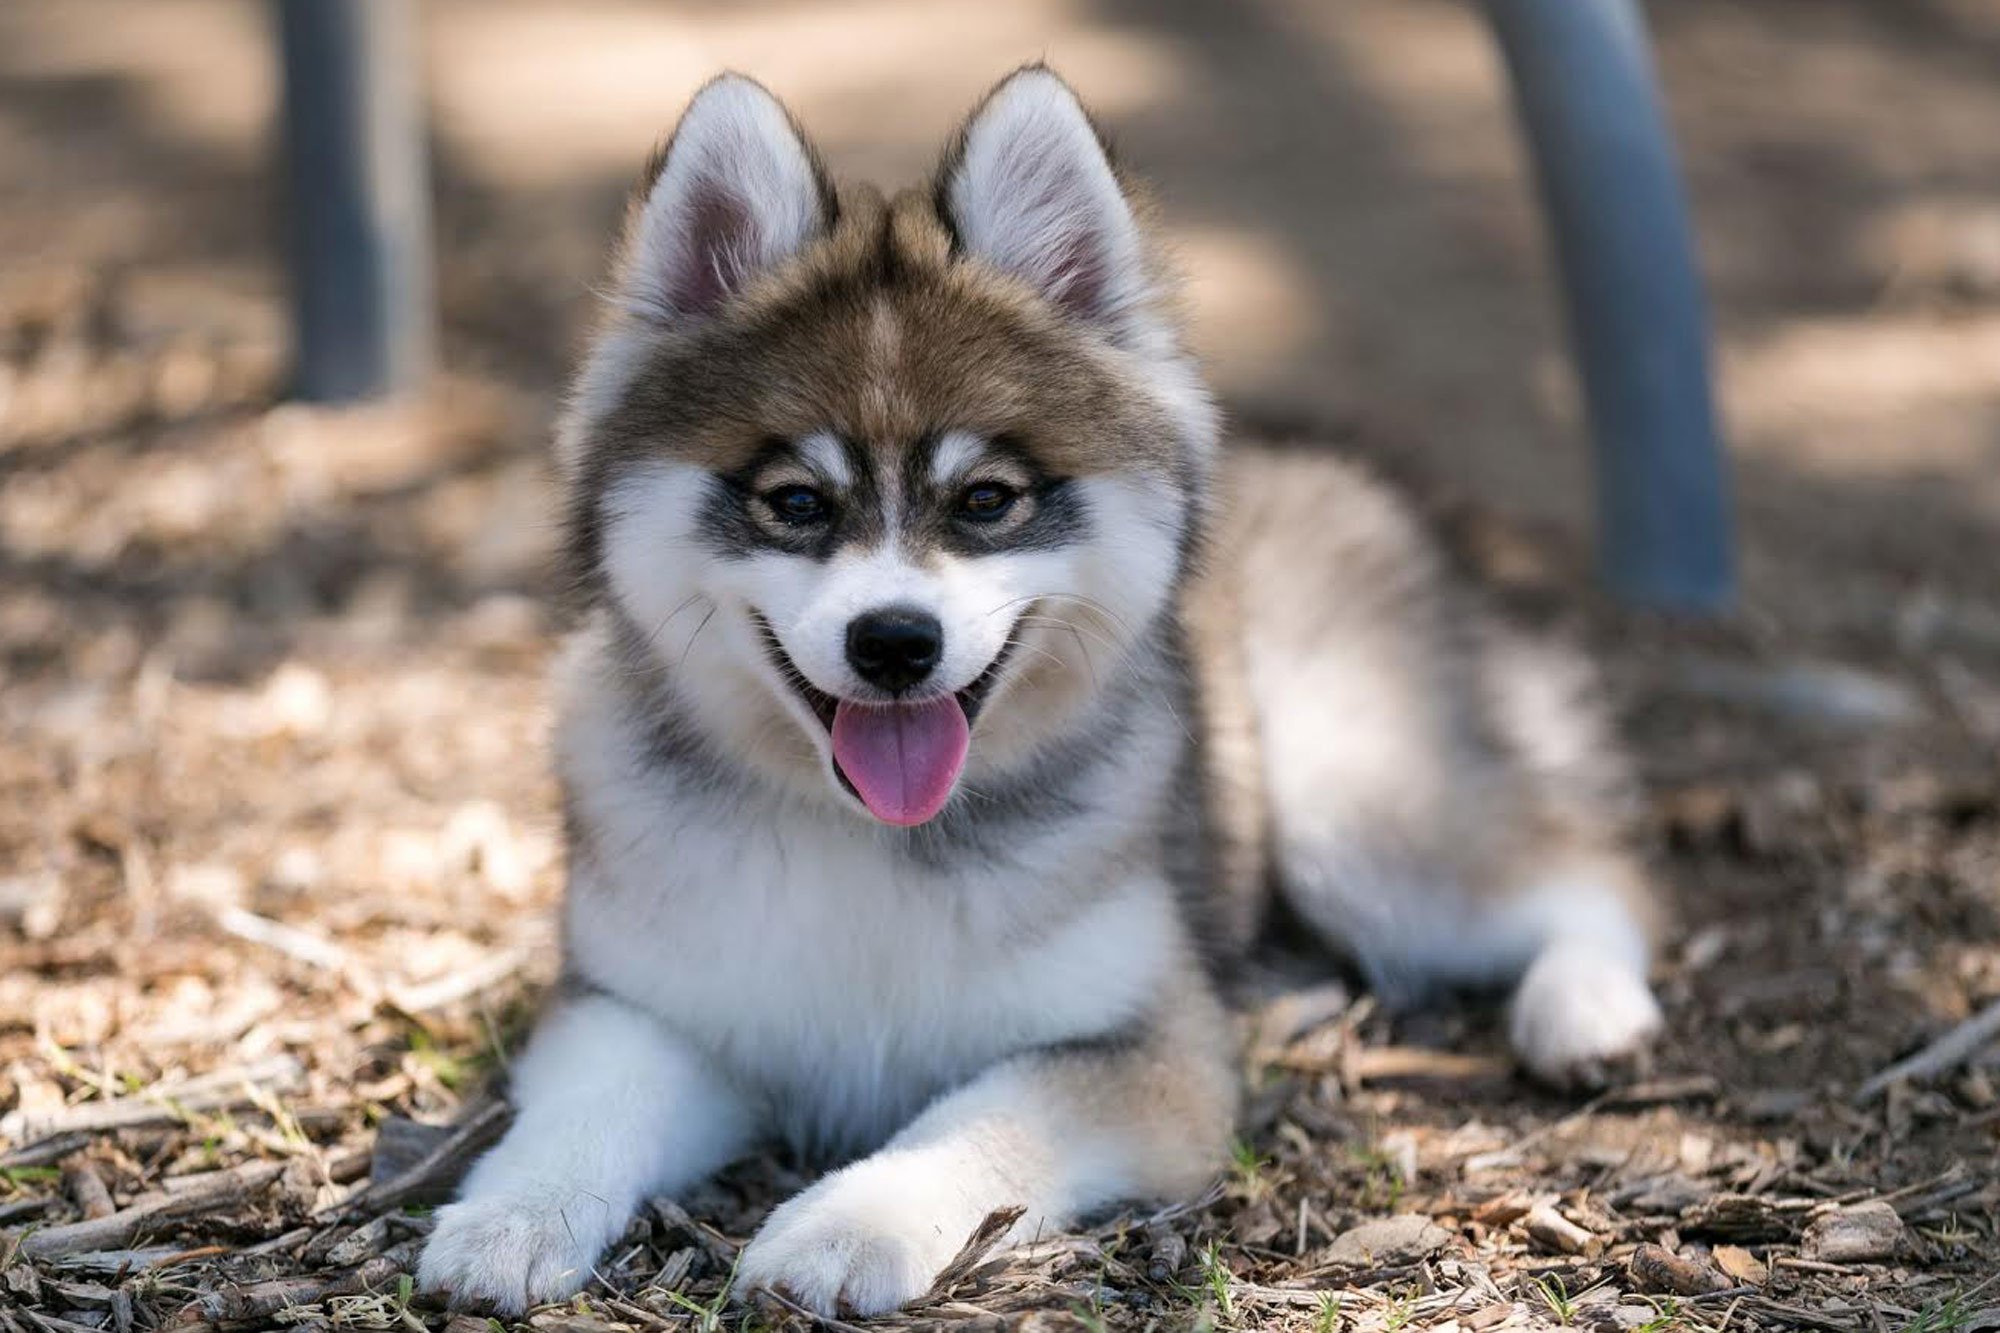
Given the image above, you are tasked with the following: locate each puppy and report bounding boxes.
[418,66,1662,1317]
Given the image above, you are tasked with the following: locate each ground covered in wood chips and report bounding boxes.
[6,1,2000,1330]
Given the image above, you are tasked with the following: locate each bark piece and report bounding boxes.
[1712,1244,1769,1285]
[61,1162,115,1220]
[1325,1215,1455,1266]
[1800,1201,1907,1264]
[1628,1243,1731,1296]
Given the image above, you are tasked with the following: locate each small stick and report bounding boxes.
[753,1285,873,1333]
[213,906,354,973]
[1089,1178,1228,1238]
[21,1309,107,1333]
[1,1054,305,1147]
[1749,1298,1867,1332]
[1334,1047,1513,1083]
[0,1196,56,1226]
[47,1245,217,1274]
[1853,997,2000,1102]
[240,1225,318,1259]
[1522,1201,1599,1256]
[319,1097,509,1219]
[17,1160,286,1260]
[1775,1256,1861,1275]
[926,1204,1027,1298]
[1879,1163,1980,1219]
[385,949,527,1015]
[591,1294,678,1332]
[0,1132,94,1172]
[1601,1074,1721,1107]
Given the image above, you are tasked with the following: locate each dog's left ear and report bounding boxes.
[937,66,1151,342]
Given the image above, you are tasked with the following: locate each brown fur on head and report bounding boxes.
[563,68,1212,584]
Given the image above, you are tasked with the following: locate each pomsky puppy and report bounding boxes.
[418,65,1664,1317]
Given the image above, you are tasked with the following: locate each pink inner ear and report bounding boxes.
[1046,226,1110,322]
[671,179,754,316]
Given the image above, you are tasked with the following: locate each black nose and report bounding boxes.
[846,607,943,693]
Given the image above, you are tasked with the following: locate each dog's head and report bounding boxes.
[563,66,1217,827]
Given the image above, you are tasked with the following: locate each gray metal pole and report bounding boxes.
[275,0,434,401]
[1485,0,1734,613]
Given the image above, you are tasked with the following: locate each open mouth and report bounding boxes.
[749,611,1019,827]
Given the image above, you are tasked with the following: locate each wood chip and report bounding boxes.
[1323,1215,1455,1267]
[1522,1202,1599,1257]
[1470,1193,1533,1227]
[60,1162,115,1220]
[1628,1242,1732,1295]
[1146,1224,1189,1281]
[1680,1192,1815,1241]
[1711,1243,1769,1285]
[170,1241,419,1324]
[325,1098,509,1219]
[1800,1200,1907,1264]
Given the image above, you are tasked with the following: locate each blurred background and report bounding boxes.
[9,2,2000,670]
[3,0,1998,1325]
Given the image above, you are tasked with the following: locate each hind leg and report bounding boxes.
[1245,620,1664,1088]
[1275,836,1662,1087]
[1220,442,1663,1088]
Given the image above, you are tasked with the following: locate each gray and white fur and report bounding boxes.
[418,67,1663,1317]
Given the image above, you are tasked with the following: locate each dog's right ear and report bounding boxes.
[616,75,835,323]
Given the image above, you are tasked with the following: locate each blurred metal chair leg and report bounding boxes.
[1485,0,1735,613]
[274,0,435,402]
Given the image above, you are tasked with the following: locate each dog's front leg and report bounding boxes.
[418,989,756,1314]
[735,992,1236,1317]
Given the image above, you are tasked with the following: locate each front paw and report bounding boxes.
[418,1193,612,1315]
[1509,941,1663,1090]
[735,1160,997,1316]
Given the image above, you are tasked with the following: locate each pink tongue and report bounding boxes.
[831,695,970,827]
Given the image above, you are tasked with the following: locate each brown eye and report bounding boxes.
[959,483,1018,522]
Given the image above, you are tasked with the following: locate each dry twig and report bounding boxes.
[1853,997,2000,1102]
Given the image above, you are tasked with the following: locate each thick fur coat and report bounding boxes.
[418,67,1664,1317]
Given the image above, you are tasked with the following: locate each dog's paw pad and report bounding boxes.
[417,1195,604,1315]
[1508,941,1663,1090]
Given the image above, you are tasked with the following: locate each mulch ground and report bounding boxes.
[9,0,2000,1323]
[3,261,1998,1333]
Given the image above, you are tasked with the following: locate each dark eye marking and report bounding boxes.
[763,483,831,525]
[957,481,1020,522]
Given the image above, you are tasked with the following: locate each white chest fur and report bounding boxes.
[556,646,1179,1158]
